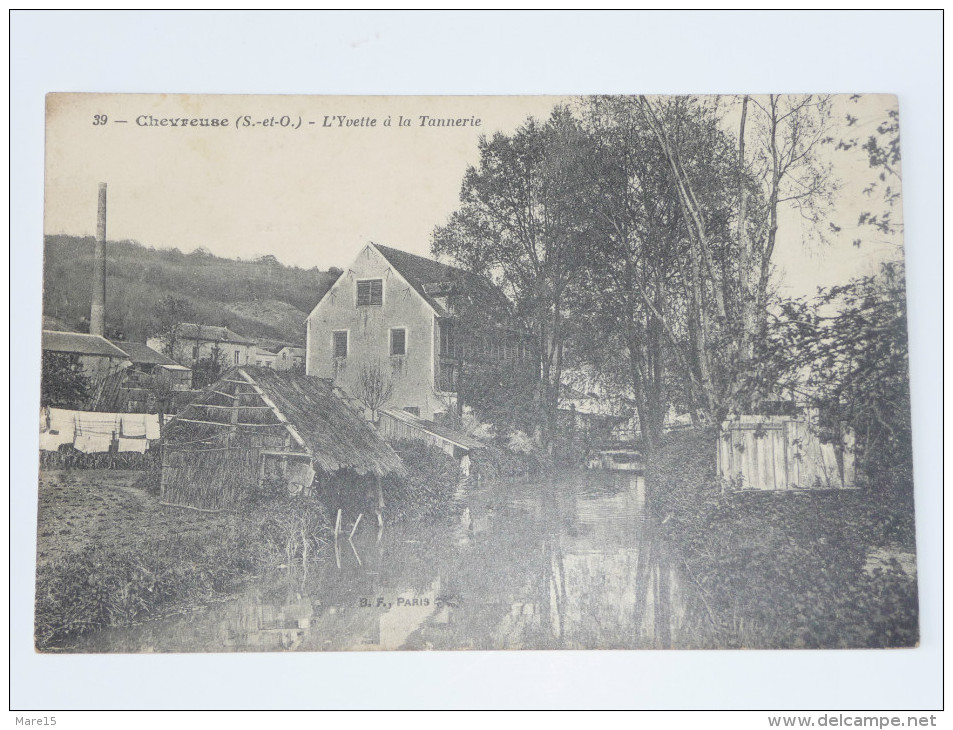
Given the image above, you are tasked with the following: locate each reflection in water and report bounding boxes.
[73,471,715,652]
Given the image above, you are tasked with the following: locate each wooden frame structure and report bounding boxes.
[160,367,404,512]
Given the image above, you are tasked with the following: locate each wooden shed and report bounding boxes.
[159,367,404,512]
[717,411,856,491]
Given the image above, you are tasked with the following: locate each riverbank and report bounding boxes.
[34,469,332,651]
[650,429,919,648]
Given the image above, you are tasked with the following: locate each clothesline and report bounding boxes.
[39,407,168,453]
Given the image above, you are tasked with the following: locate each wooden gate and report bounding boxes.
[717,413,855,491]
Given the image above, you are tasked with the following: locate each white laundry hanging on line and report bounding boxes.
[74,433,113,454]
[39,408,77,451]
[74,412,120,437]
[145,414,161,440]
[73,412,120,454]
[120,415,147,438]
[118,437,148,453]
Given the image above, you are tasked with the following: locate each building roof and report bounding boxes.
[42,330,130,359]
[174,323,255,345]
[256,343,304,356]
[381,407,486,451]
[372,243,498,317]
[110,340,181,367]
[308,243,510,322]
[167,367,405,478]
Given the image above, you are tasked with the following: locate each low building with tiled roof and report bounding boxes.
[146,323,257,369]
[111,340,192,390]
[274,344,306,371]
[42,330,131,379]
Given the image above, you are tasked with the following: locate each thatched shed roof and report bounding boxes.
[166,367,404,478]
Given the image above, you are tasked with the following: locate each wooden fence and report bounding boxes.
[717,413,855,491]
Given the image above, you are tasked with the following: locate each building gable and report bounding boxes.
[306,243,440,322]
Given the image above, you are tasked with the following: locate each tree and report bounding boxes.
[143,370,176,425]
[356,362,395,421]
[763,261,911,505]
[837,95,902,241]
[571,96,697,454]
[432,108,594,448]
[634,94,836,422]
[191,344,227,390]
[41,352,91,408]
[150,295,196,361]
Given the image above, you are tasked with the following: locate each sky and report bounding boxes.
[44,93,902,299]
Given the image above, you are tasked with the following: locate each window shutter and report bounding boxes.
[333,332,348,358]
[391,328,406,356]
[357,279,383,306]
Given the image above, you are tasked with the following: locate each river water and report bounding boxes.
[74,470,716,652]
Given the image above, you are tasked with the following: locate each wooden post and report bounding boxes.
[349,513,363,540]
[375,475,384,543]
[349,538,363,567]
[334,507,343,570]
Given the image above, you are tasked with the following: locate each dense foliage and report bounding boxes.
[433,109,596,447]
[759,260,912,505]
[40,352,91,408]
[34,489,332,651]
[384,440,462,521]
[651,430,918,649]
[433,96,848,455]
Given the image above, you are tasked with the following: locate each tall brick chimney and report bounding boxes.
[90,182,107,337]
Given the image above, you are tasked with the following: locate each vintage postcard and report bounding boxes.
[36,93,917,652]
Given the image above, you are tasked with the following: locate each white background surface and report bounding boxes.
[9,10,943,713]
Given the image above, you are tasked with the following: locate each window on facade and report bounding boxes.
[439,320,456,358]
[357,279,383,306]
[390,328,406,356]
[234,350,240,365]
[192,345,199,360]
[333,331,348,358]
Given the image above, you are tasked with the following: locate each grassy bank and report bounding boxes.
[649,430,919,649]
[34,470,331,651]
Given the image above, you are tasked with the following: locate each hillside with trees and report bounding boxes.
[42,236,340,344]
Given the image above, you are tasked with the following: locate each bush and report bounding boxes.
[470,441,552,481]
[385,440,461,521]
[248,494,331,569]
[134,465,162,496]
[34,522,255,650]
